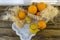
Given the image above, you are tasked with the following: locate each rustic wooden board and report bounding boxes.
[0,6,60,40]
[0,28,18,37]
[32,38,60,40]
[46,38,60,40]
[0,28,60,37]
[0,20,60,29]
[1,28,59,40]
[0,37,60,40]
[0,37,20,40]
[39,30,60,37]
[0,21,12,28]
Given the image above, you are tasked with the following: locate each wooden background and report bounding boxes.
[0,6,60,40]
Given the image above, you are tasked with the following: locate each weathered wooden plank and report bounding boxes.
[32,38,60,40]
[0,6,60,40]
[0,37,20,40]
[0,6,8,13]
[0,37,60,40]
[46,19,60,29]
[54,18,60,24]
[46,38,60,40]
[0,36,52,40]
[36,30,60,38]
[0,21,52,28]
[47,17,60,24]
[47,23,60,29]
[0,28,18,37]
[0,28,60,37]
[0,36,60,40]
[32,29,60,40]
[0,20,60,29]
[0,21,12,28]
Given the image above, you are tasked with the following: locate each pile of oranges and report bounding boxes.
[18,2,47,20]
[28,2,47,16]
[28,2,47,30]
[18,2,47,33]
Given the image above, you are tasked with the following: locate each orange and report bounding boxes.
[37,20,46,30]
[18,11,26,19]
[37,2,47,11]
[28,5,37,14]
[36,12,40,16]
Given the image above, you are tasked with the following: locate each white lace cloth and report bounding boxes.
[12,23,35,40]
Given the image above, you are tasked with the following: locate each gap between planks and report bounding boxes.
[0,37,20,40]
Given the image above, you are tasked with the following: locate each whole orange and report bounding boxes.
[37,2,47,11]
[28,5,37,14]
[18,11,26,19]
[37,20,46,30]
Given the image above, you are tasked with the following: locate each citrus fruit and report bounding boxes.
[37,2,47,11]
[28,5,37,14]
[37,20,47,30]
[18,11,26,19]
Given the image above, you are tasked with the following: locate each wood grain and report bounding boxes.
[0,21,12,28]
[40,30,60,37]
[0,6,60,40]
[0,20,60,29]
[0,37,20,40]
[0,37,60,40]
[32,38,60,40]
[0,28,17,37]
[0,28,60,37]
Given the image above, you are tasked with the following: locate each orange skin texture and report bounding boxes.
[28,5,37,14]
[37,2,47,12]
[37,20,47,30]
[18,11,26,19]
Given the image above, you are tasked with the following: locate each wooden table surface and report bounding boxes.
[0,6,60,40]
